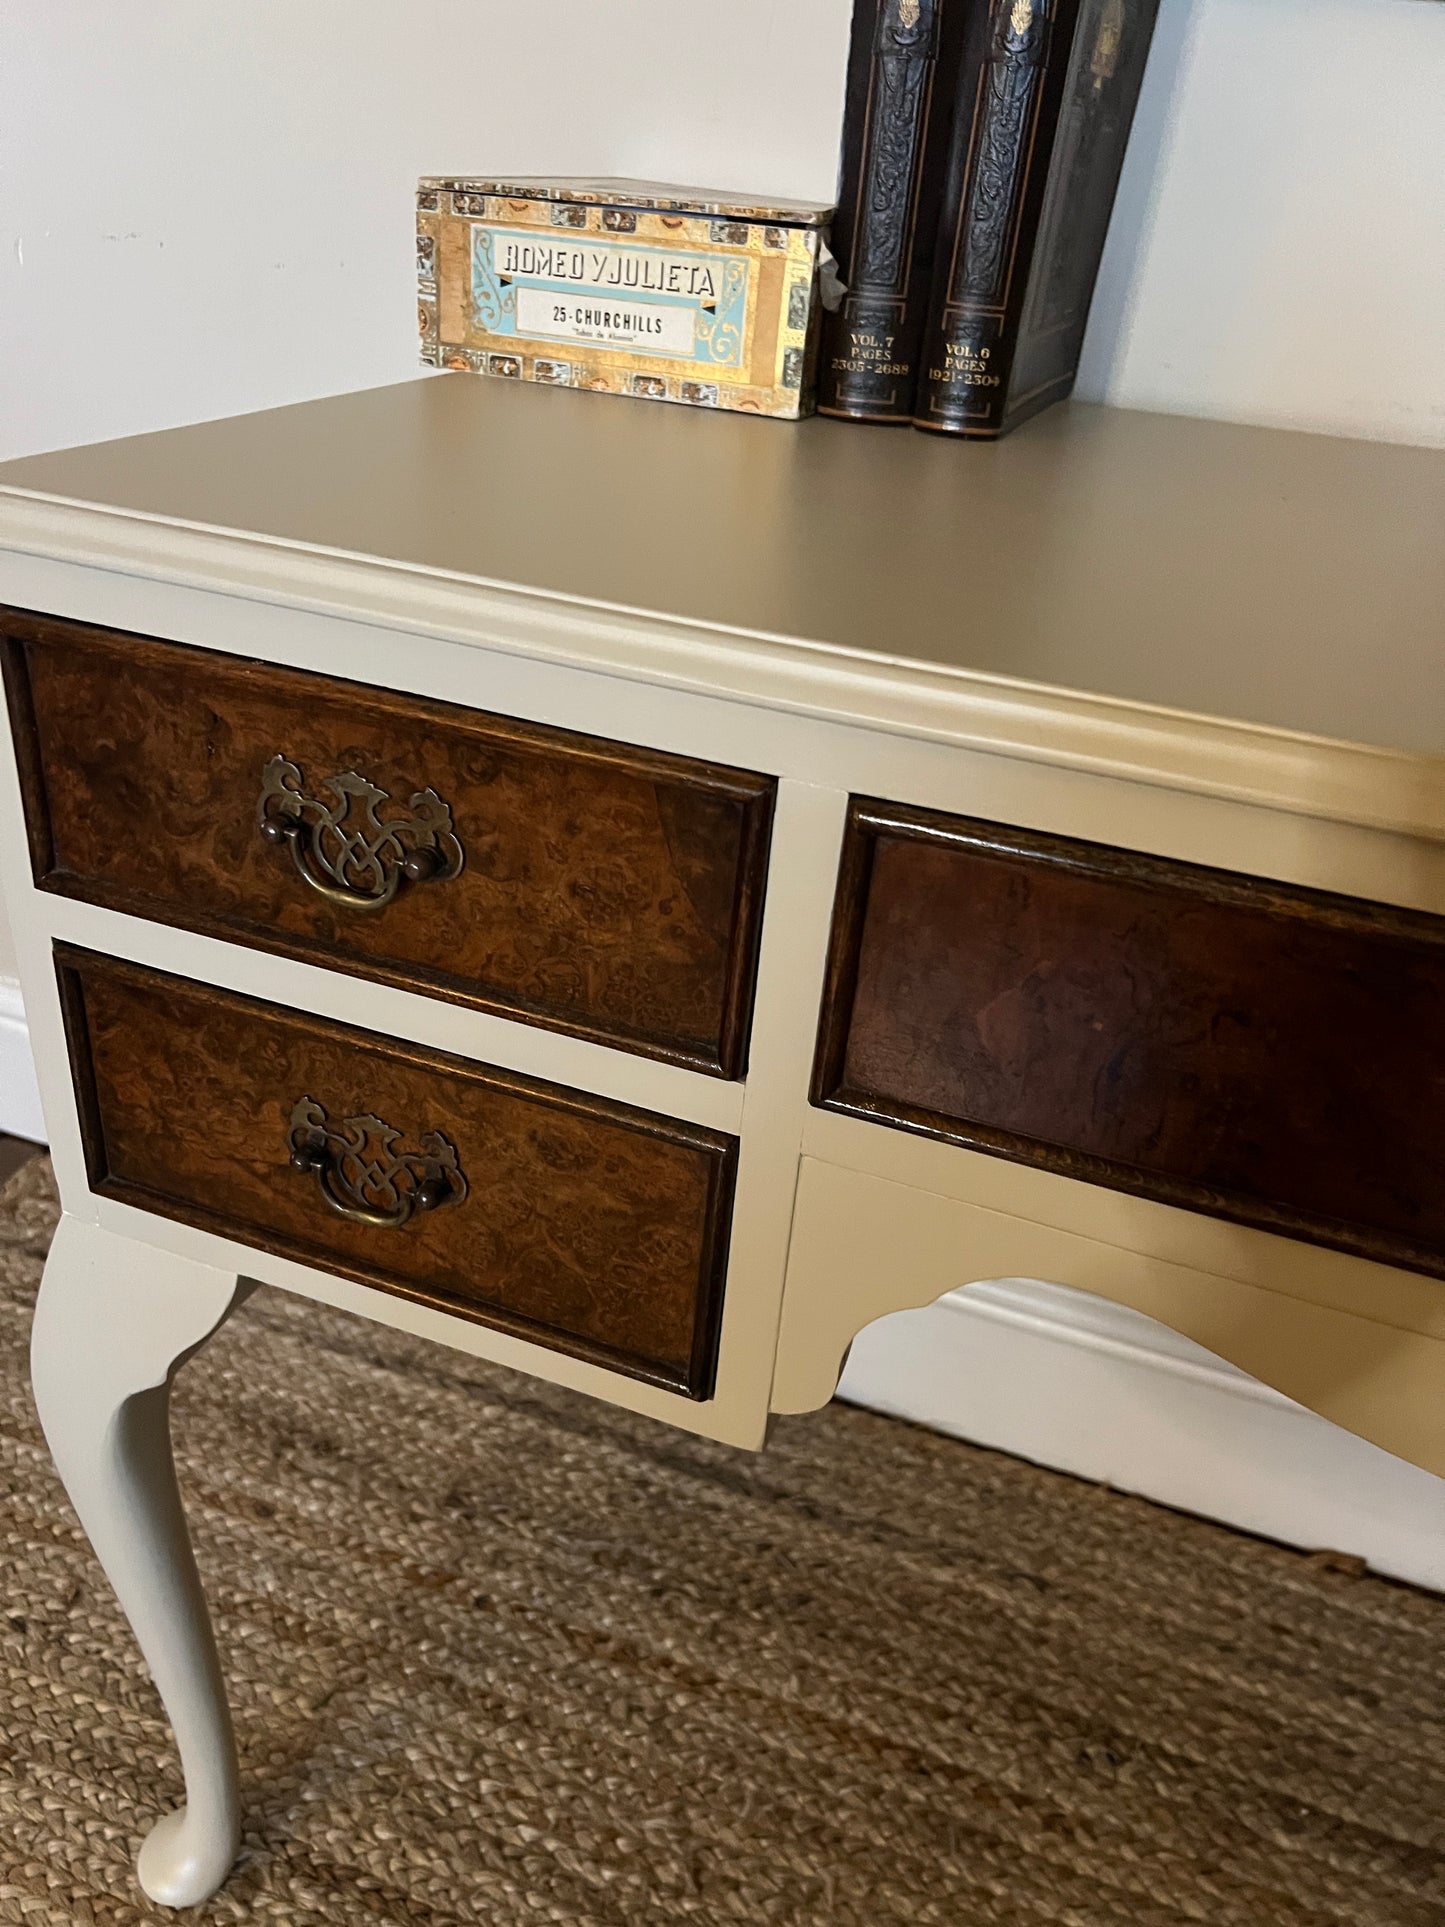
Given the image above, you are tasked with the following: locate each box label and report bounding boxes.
[472,227,750,369]
[515,286,697,356]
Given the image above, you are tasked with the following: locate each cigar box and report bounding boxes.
[417,177,834,420]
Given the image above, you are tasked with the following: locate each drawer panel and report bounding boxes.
[814,799,1445,1280]
[4,610,773,1076]
[58,947,736,1397]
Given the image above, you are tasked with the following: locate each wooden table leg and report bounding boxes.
[29,1214,253,1906]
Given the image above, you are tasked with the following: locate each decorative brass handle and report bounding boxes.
[286,1098,466,1228]
[258,756,464,912]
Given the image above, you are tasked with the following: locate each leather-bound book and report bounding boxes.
[818,0,966,424]
[913,0,1158,438]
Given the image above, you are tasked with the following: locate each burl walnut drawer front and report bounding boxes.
[815,800,1445,1280]
[57,947,736,1397]
[3,610,774,1076]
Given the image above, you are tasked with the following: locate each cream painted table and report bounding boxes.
[1,377,1442,1905]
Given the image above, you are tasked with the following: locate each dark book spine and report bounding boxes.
[913,0,1159,437]
[818,0,964,424]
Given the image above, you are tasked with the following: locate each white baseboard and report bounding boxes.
[0,980,44,1144]
[838,1277,1445,1595]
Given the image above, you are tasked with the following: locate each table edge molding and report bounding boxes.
[1,486,1441,844]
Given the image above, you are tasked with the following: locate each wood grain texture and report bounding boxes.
[815,799,1445,1280]
[58,947,736,1397]
[3,610,774,1077]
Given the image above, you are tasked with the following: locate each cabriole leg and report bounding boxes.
[30,1214,252,1907]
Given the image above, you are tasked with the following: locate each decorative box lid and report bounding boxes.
[419,175,834,229]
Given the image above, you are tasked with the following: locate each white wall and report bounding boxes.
[1,0,1442,471]
[1081,0,1445,445]
[0,0,850,466]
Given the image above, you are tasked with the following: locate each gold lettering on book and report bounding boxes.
[1091,0,1125,86]
[899,0,921,26]
[1010,0,1034,35]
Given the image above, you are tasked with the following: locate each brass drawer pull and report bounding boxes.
[258,756,464,911]
[286,1097,467,1228]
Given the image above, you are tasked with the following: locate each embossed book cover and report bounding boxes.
[914,0,1159,437]
[819,0,967,423]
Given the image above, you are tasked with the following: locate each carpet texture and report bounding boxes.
[2,1156,1443,1926]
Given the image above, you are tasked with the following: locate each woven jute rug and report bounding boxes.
[2,1158,1443,1926]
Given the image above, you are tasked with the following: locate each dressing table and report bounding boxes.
[1,376,1442,1904]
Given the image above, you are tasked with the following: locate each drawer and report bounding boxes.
[3,610,773,1076]
[814,799,1445,1280]
[57,946,736,1397]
